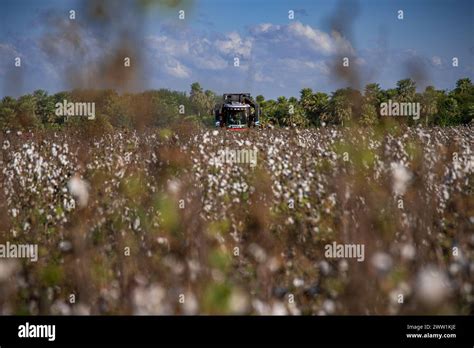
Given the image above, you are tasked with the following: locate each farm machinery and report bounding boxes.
[214,93,260,130]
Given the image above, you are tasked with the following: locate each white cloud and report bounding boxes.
[192,55,228,70]
[278,58,330,75]
[147,35,190,56]
[288,22,334,54]
[214,31,252,58]
[147,34,230,75]
[251,21,354,56]
[254,23,274,33]
[142,21,358,94]
[431,56,442,66]
[163,58,191,78]
[254,70,274,82]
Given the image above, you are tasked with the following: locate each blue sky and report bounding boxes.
[0,0,473,99]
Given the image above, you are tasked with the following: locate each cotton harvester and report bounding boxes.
[214,93,260,130]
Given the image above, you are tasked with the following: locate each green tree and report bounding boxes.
[33,90,56,124]
[16,94,40,129]
[328,89,352,125]
[204,90,217,116]
[396,79,417,102]
[364,83,383,108]
[260,99,278,125]
[299,88,329,126]
[452,78,474,124]
[436,95,460,126]
[103,91,132,128]
[0,96,17,129]
[359,102,378,126]
[327,88,362,125]
[420,86,440,126]
[274,96,289,125]
[382,88,397,102]
[454,78,472,94]
[190,82,207,117]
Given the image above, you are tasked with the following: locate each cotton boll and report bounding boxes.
[416,266,451,306]
[133,217,141,231]
[322,299,336,314]
[132,284,170,315]
[319,260,331,276]
[391,162,412,196]
[293,278,305,287]
[67,175,90,208]
[58,240,73,252]
[371,252,393,275]
[0,260,18,282]
[229,289,249,314]
[270,302,288,315]
[181,291,199,315]
[167,179,181,195]
[400,243,416,261]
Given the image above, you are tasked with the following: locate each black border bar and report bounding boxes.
[0,315,472,346]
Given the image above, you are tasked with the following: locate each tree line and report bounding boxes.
[258,78,473,127]
[0,78,472,131]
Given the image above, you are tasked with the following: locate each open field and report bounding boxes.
[0,125,472,315]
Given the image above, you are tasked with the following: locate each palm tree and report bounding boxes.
[396,79,416,102]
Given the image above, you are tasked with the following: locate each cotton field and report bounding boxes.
[0,125,472,315]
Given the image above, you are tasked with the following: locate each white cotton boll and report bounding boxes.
[322,300,336,314]
[67,176,90,208]
[51,300,71,315]
[448,263,461,276]
[400,243,416,261]
[0,260,18,282]
[271,302,288,315]
[391,162,412,196]
[167,180,180,195]
[248,243,267,263]
[339,259,349,272]
[229,289,249,314]
[293,278,305,287]
[442,188,450,200]
[132,284,169,315]
[252,299,270,315]
[72,303,91,315]
[181,291,199,315]
[371,252,393,274]
[319,260,331,276]
[59,240,73,252]
[133,217,141,231]
[416,266,451,306]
